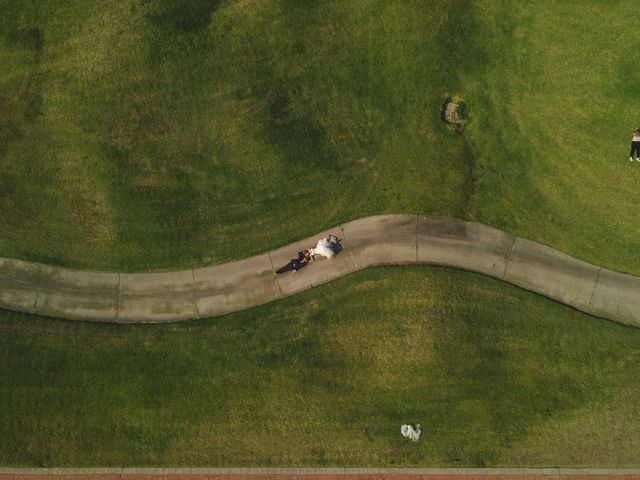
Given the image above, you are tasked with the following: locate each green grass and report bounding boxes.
[0,0,471,271]
[2,1,640,467]
[3,0,639,275]
[461,1,640,274]
[2,1,639,275]
[1,266,639,467]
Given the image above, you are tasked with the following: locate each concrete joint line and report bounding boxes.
[115,272,121,321]
[267,251,284,296]
[588,266,603,308]
[339,225,357,270]
[191,268,200,319]
[415,214,419,263]
[501,235,518,279]
[31,289,39,313]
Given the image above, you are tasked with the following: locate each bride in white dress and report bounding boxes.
[310,234,339,259]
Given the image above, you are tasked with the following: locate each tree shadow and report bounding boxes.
[5,26,43,55]
[263,82,344,172]
[147,0,222,34]
[0,25,44,152]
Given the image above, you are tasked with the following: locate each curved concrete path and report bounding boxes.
[0,215,639,326]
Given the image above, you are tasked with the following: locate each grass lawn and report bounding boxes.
[3,1,637,274]
[0,0,471,271]
[2,1,640,468]
[461,2,640,275]
[1,266,639,467]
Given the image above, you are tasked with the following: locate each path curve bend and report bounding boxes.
[1,215,638,326]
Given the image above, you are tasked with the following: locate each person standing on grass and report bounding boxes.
[630,127,640,162]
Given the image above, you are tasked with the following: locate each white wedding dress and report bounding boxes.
[311,236,338,259]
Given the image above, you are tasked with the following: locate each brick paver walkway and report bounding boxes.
[1,469,640,480]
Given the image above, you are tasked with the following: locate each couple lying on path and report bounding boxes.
[275,235,340,275]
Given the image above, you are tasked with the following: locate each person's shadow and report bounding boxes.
[326,236,343,257]
[333,238,343,256]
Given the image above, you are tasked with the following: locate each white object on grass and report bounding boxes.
[401,424,421,442]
